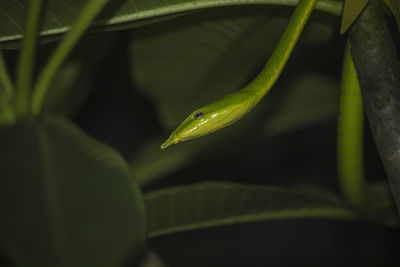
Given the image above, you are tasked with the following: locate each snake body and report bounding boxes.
[161,0,317,149]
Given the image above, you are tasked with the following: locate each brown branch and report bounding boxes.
[349,0,400,214]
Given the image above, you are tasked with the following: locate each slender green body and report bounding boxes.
[161,0,317,149]
[337,42,366,206]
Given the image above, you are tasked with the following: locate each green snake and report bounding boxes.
[159,0,368,205]
[161,0,318,149]
[160,0,395,151]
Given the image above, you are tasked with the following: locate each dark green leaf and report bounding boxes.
[0,0,341,47]
[144,182,356,237]
[262,73,339,136]
[340,0,368,34]
[132,136,199,186]
[0,116,145,266]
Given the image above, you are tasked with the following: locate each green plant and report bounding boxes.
[0,0,399,266]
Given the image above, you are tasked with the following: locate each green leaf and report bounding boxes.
[0,0,342,47]
[0,116,145,266]
[132,136,199,186]
[0,51,15,124]
[262,73,339,136]
[340,0,368,34]
[0,50,14,99]
[144,182,356,237]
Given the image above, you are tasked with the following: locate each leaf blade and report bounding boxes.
[340,0,368,34]
[0,0,342,47]
[145,182,356,237]
[0,116,146,266]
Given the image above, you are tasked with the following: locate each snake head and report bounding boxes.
[160,109,209,149]
[161,92,255,149]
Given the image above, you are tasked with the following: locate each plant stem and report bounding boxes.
[14,0,43,118]
[349,0,400,214]
[0,102,15,125]
[337,42,366,207]
[32,0,110,116]
[0,50,14,99]
[0,50,15,124]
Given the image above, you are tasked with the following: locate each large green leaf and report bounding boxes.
[0,116,145,266]
[144,182,356,237]
[262,73,339,135]
[0,0,341,47]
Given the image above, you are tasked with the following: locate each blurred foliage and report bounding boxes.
[385,0,400,29]
[41,33,116,116]
[0,116,145,266]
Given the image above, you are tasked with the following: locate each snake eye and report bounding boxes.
[193,111,204,120]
